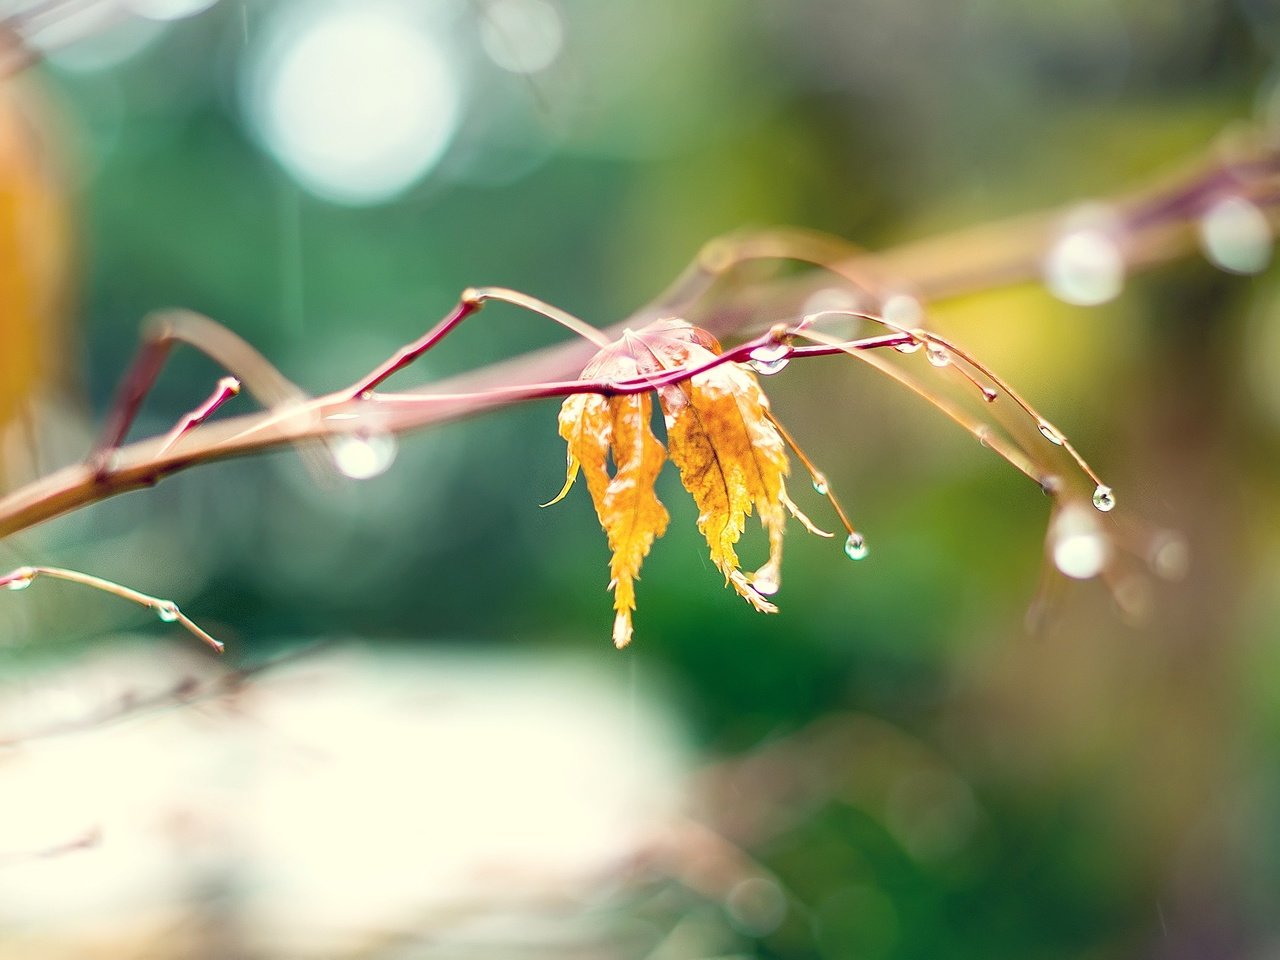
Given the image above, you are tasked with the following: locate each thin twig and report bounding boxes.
[0,565,223,652]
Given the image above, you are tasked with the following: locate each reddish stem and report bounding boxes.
[157,377,241,455]
[348,294,483,397]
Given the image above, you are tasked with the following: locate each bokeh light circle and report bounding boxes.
[479,0,564,75]
[243,2,463,206]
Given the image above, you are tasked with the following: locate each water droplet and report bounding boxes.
[751,570,780,597]
[1043,214,1125,306]
[976,426,991,448]
[748,342,790,376]
[925,343,951,367]
[882,293,923,327]
[893,338,922,354]
[812,474,829,496]
[981,387,998,403]
[1050,505,1110,579]
[1148,531,1189,580]
[844,532,869,560]
[4,567,35,591]
[1038,422,1065,445]
[1198,195,1272,275]
[1091,484,1116,512]
[155,601,180,623]
[332,431,399,479]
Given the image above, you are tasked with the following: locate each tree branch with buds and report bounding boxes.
[1,129,1275,648]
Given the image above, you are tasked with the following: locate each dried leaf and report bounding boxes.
[555,352,669,648]
[639,323,789,611]
[553,320,806,646]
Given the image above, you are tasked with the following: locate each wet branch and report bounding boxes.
[0,130,1276,544]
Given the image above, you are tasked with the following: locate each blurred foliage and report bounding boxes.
[0,76,69,442]
[3,0,1280,957]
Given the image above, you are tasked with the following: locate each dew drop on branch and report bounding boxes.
[748,343,790,375]
[751,570,780,597]
[812,474,829,495]
[4,568,35,591]
[1038,422,1065,445]
[1091,484,1116,512]
[332,432,399,479]
[155,601,180,623]
[925,343,951,367]
[844,532,869,560]
[1198,195,1272,275]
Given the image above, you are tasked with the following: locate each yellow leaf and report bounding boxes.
[556,353,669,648]
[553,320,811,646]
[642,323,790,611]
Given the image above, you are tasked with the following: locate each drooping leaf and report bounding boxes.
[638,322,790,611]
[554,351,669,648]
[553,320,813,646]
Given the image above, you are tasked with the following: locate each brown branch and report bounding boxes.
[0,130,1276,543]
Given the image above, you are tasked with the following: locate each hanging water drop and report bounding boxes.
[4,567,35,591]
[748,342,790,376]
[155,601,180,623]
[1091,484,1116,512]
[844,532,869,560]
[893,338,922,355]
[812,473,829,496]
[925,343,951,367]
[332,431,399,479]
[981,387,998,403]
[751,569,780,597]
[1038,422,1065,445]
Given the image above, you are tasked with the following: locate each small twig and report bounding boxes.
[350,286,611,398]
[0,565,223,652]
[157,376,241,456]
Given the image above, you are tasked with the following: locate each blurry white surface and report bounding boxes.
[0,643,688,957]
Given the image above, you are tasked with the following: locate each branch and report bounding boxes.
[0,130,1276,542]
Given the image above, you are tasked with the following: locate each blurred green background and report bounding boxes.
[3,0,1280,957]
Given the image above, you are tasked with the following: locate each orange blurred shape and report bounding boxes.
[0,74,70,452]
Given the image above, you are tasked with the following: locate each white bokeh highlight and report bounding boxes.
[244,3,463,205]
[479,0,565,75]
